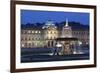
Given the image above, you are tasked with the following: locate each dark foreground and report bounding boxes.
[21,48,89,63]
[21,54,89,63]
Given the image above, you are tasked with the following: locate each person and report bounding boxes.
[53,42,62,55]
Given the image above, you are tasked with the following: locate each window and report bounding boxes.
[35,31,38,33]
[54,31,57,34]
[38,31,41,33]
[28,43,31,47]
[32,31,34,33]
[50,37,52,39]
[21,44,25,47]
[28,30,31,33]
[50,31,52,34]
[25,43,27,47]
[25,37,27,41]
[48,31,50,34]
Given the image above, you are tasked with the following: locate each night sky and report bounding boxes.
[21,10,90,25]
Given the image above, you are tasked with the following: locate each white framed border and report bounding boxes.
[15,4,94,69]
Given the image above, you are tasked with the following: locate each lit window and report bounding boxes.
[38,31,41,33]
[22,44,25,47]
[28,30,31,33]
[32,31,34,33]
[35,31,38,33]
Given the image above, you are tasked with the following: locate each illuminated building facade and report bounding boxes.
[21,19,89,55]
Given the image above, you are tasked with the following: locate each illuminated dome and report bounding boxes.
[42,20,57,29]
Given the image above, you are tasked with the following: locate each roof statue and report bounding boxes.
[65,18,68,27]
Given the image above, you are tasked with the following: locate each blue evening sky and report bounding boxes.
[21,10,89,25]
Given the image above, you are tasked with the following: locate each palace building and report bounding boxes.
[21,19,89,55]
